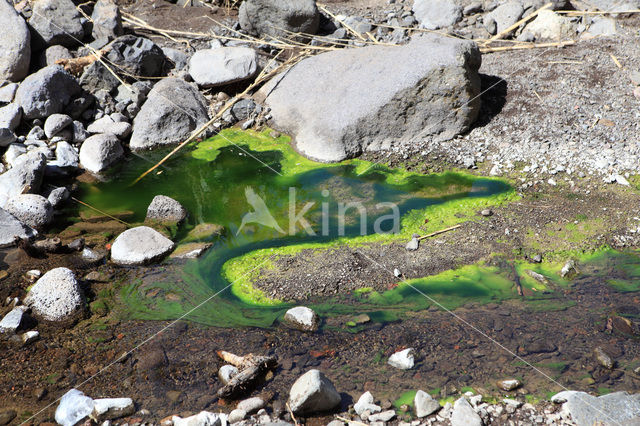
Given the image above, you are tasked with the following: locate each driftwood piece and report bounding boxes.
[216,351,278,399]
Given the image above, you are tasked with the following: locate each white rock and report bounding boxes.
[22,330,39,345]
[354,391,381,416]
[87,116,132,139]
[450,397,482,426]
[110,226,175,265]
[172,411,223,426]
[0,103,22,131]
[92,398,135,421]
[53,141,79,168]
[44,113,73,138]
[227,409,246,424]
[0,208,37,248]
[218,365,239,385]
[55,389,95,426]
[0,305,28,333]
[5,194,53,229]
[283,306,320,331]
[237,397,265,414]
[288,369,341,414]
[414,390,440,418]
[524,10,575,40]
[368,410,396,422]
[79,133,124,174]
[0,0,30,81]
[189,48,258,88]
[388,348,415,370]
[413,0,462,30]
[24,267,85,322]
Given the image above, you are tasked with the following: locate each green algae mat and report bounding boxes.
[78,129,640,328]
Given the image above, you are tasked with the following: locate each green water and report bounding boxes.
[79,129,636,329]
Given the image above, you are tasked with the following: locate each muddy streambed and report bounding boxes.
[3,130,640,422]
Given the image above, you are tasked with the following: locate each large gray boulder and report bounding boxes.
[110,226,175,265]
[288,370,341,414]
[239,0,319,40]
[5,194,53,229]
[0,0,30,81]
[129,78,209,150]
[79,133,124,174]
[29,0,86,48]
[0,151,47,208]
[0,207,37,247]
[14,66,81,120]
[260,34,481,162]
[553,391,640,426]
[413,0,462,30]
[189,48,258,88]
[24,267,85,322]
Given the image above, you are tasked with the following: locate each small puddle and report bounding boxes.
[77,130,639,329]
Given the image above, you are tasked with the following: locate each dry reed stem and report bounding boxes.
[71,197,131,227]
[480,40,575,52]
[318,4,367,41]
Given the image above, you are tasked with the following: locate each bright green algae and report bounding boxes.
[77,129,640,328]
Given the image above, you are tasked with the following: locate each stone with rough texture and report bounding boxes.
[15,66,81,120]
[261,34,481,162]
[146,195,188,223]
[414,390,440,418]
[53,141,79,168]
[239,0,319,40]
[413,0,462,30]
[189,48,258,88]
[110,226,175,265]
[91,0,123,41]
[29,0,86,48]
[92,398,135,421]
[0,103,22,131]
[283,306,320,331]
[388,348,415,370]
[80,61,121,93]
[0,207,37,247]
[0,0,30,81]
[524,10,575,40]
[0,151,47,208]
[105,35,166,78]
[288,369,341,414]
[451,397,482,426]
[79,133,124,174]
[44,113,73,138]
[25,267,85,322]
[5,194,53,229]
[555,391,640,426]
[130,78,209,150]
[0,305,28,333]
